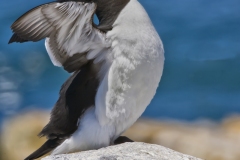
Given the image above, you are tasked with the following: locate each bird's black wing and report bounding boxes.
[8,33,29,43]
[39,62,99,139]
[24,138,64,160]
[25,62,99,160]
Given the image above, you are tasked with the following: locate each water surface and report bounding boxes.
[0,0,240,121]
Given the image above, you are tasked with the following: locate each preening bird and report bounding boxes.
[9,0,164,159]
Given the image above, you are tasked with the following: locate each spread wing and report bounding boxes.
[9,2,111,159]
[9,2,109,72]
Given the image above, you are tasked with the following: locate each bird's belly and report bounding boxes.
[96,35,164,137]
[111,52,164,140]
[52,51,164,154]
[94,0,165,142]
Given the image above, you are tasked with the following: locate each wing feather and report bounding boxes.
[10,2,109,72]
[11,3,54,41]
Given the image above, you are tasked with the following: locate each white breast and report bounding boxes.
[95,0,164,139]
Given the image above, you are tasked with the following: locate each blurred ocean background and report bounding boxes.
[1,1,240,160]
[0,0,240,122]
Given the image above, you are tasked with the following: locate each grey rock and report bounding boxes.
[42,142,203,160]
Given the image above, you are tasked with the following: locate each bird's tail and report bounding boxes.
[24,138,64,160]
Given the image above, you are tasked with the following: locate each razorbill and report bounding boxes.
[9,0,164,159]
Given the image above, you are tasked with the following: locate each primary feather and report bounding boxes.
[10,2,108,72]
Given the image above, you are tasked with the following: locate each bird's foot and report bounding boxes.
[114,136,134,145]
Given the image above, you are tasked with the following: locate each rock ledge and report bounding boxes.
[42,142,202,160]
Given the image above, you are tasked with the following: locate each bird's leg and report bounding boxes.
[114,136,134,145]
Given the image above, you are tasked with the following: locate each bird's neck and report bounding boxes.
[96,0,130,27]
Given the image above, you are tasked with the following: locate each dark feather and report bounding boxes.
[63,53,88,73]
[9,2,55,43]
[25,62,100,160]
[40,62,99,138]
[96,0,130,31]
[24,138,64,160]
[8,33,29,44]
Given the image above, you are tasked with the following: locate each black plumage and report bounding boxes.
[8,33,29,44]
[39,62,99,139]
[24,138,64,160]
[24,62,99,160]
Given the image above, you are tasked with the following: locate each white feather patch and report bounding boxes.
[95,0,164,127]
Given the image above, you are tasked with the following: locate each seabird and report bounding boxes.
[9,0,164,159]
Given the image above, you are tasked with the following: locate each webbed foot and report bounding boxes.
[114,136,134,145]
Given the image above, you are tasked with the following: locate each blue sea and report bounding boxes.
[0,0,240,121]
